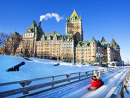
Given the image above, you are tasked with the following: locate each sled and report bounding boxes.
[88,79,104,91]
[88,86,98,91]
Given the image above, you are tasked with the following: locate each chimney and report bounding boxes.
[54,30,55,34]
[39,21,41,27]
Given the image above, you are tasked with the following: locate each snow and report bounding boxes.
[0,54,103,83]
[0,55,130,98]
[82,68,128,98]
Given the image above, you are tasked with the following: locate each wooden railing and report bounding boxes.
[0,67,120,97]
[110,68,130,98]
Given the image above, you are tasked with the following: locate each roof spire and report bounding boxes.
[70,9,79,19]
[91,36,96,42]
[101,37,106,42]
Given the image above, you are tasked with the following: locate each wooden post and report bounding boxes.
[120,85,124,98]
[52,76,54,87]
[86,72,88,78]
[66,74,70,82]
[79,72,81,80]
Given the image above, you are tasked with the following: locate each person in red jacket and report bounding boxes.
[89,76,102,91]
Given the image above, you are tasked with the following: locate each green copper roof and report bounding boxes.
[44,32,61,37]
[110,39,116,45]
[25,20,37,34]
[91,37,96,42]
[62,35,73,40]
[101,37,106,42]
[41,34,73,41]
[75,41,90,47]
[110,39,120,49]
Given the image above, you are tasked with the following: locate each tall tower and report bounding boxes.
[66,10,83,41]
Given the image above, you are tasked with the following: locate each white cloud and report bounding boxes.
[40,13,64,22]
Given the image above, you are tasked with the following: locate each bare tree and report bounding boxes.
[0,32,9,46]
[4,32,21,55]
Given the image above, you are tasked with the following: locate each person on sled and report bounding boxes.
[89,70,104,91]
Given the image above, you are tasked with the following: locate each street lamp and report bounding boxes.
[81,56,83,65]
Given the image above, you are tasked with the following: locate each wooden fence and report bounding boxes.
[110,68,130,98]
[0,67,120,97]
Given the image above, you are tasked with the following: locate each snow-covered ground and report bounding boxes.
[0,55,130,98]
[0,55,103,83]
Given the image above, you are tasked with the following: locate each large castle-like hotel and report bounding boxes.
[8,10,121,64]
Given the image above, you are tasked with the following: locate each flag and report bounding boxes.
[98,46,101,49]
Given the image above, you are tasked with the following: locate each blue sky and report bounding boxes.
[0,0,130,62]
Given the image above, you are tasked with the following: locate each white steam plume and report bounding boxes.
[40,13,64,22]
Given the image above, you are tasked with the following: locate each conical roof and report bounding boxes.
[91,36,96,42]
[70,9,79,19]
[110,39,116,46]
[66,10,81,22]
[25,20,37,34]
[101,37,106,42]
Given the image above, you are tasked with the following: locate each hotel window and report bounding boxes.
[81,52,84,54]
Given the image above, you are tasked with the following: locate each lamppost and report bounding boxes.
[95,52,103,66]
[81,56,83,65]
[81,47,83,65]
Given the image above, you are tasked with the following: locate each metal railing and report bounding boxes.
[0,67,120,97]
